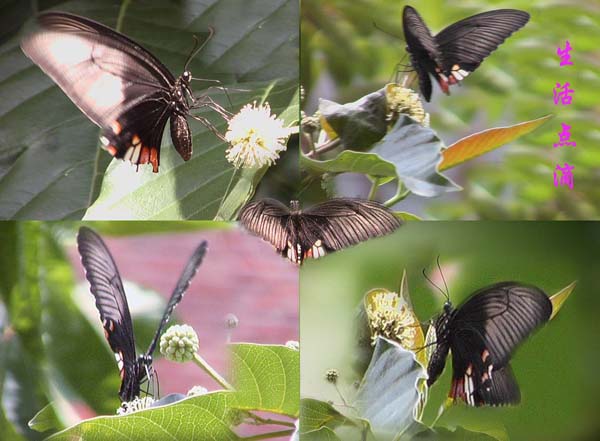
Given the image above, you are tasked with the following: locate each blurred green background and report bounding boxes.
[300,222,600,440]
[301,0,600,220]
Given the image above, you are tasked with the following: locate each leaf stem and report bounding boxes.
[116,0,131,32]
[246,413,296,428]
[304,137,341,158]
[384,185,410,208]
[241,429,295,440]
[367,178,381,200]
[192,352,233,390]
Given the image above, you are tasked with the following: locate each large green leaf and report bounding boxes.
[0,0,298,220]
[47,392,240,441]
[299,398,346,433]
[353,337,426,440]
[230,343,299,418]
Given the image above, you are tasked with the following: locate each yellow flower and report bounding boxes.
[225,102,291,168]
[386,83,430,127]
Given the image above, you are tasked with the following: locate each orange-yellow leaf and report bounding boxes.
[550,281,576,320]
[439,114,553,171]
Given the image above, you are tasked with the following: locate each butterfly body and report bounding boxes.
[402,6,530,101]
[427,282,552,407]
[239,198,401,264]
[77,227,207,401]
[21,12,209,172]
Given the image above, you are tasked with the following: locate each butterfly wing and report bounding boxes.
[76,227,139,400]
[448,282,551,406]
[299,198,402,260]
[435,10,529,84]
[402,5,438,101]
[145,241,208,357]
[239,198,292,256]
[21,12,176,172]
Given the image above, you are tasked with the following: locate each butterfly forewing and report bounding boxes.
[435,10,530,74]
[76,227,137,384]
[239,198,291,254]
[21,12,179,172]
[146,240,208,356]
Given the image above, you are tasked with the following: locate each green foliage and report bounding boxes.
[302,0,600,219]
[300,222,600,439]
[0,0,298,220]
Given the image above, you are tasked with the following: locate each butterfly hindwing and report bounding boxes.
[447,282,551,406]
[21,12,178,172]
[239,198,292,255]
[145,241,208,356]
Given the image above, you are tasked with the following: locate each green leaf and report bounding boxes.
[300,426,342,441]
[370,116,459,197]
[0,0,298,220]
[319,89,387,149]
[28,404,61,433]
[301,149,396,179]
[46,392,240,441]
[230,343,299,417]
[412,425,500,440]
[353,337,426,440]
[300,399,346,433]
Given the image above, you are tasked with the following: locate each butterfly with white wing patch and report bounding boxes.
[21,12,229,172]
[239,198,402,265]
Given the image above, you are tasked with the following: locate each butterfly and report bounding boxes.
[21,12,228,173]
[402,6,530,101]
[239,198,402,264]
[426,282,552,406]
[77,227,208,402]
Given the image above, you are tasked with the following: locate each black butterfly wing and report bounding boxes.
[21,12,176,172]
[239,198,292,257]
[145,241,208,357]
[402,6,439,101]
[299,198,402,259]
[76,227,138,398]
[435,10,530,78]
[448,282,551,406]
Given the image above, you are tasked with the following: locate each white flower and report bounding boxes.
[225,102,291,168]
[117,396,155,415]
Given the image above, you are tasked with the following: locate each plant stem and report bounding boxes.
[303,137,341,158]
[241,430,295,440]
[247,413,296,428]
[367,178,381,200]
[193,352,233,390]
[384,185,410,208]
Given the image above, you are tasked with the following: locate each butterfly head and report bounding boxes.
[182,70,192,84]
[289,200,301,213]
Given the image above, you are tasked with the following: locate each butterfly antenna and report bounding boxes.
[372,21,404,40]
[436,255,451,303]
[422,267,449,303]
[184,26,215,73]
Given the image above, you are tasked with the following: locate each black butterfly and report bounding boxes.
[402,6,530,101]
[427,282,552,406]
[239,198,402,264]
[77,227,208,402]
[21,12,227,173]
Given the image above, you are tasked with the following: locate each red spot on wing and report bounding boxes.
[150,147,159,173]
[449,377,466,402]
[106,145,118,156]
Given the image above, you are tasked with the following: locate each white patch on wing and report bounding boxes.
[311,239,326,258]
[86,72,125,109]
[115,351,124,371]
[46,34,91,66]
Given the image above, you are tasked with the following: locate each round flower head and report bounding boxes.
[325,368,339,384]
[225,102,292,168]
[386,83,430,127]
[160,324,199,363]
